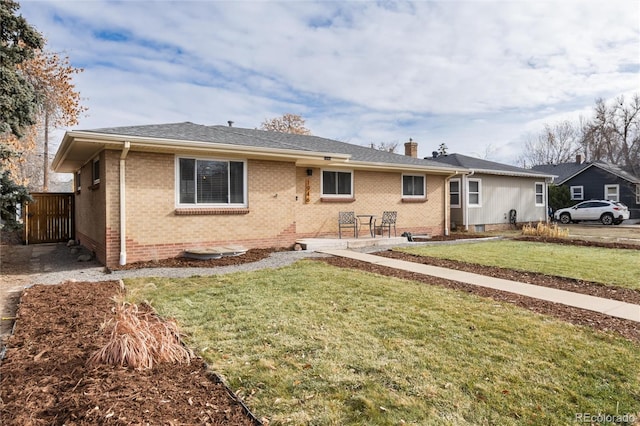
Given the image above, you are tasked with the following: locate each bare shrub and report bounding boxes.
[522,222,569,238]
[88,299,193,370]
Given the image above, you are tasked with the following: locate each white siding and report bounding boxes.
[466,174,547,226]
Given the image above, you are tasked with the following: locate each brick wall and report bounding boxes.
[74,151,107,264]
[101,152,299,265]
[294,167,446,237]
[93,150,448,266]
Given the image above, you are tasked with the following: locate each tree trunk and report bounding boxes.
[43,113,49,192]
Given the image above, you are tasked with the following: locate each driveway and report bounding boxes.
[561,222,640,245]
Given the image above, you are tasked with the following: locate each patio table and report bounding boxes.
[356,214,377,238]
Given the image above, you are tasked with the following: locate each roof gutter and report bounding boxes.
[473,168,555,179]
[55,131,468,175]
[51,132,73,171]
[119,141,130,266]
[67,131,352,160]
[339,160,465,175]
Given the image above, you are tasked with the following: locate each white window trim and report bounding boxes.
[535,182,545,207]
[467,178,482,207]
[570,185,584,200]
[92,157,100,184]
[402,174,426,198]
[321,169,354,198]
[450,178,461,208]
[175,156,248,208]
[636,184,640,204]
[604,184,619,202]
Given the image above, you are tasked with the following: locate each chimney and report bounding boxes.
[404,138,418,158]
[227,120,234,127]
[576,153,584,164]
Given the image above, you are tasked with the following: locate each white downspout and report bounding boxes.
[463,170,475,231]
[119,141,130,266]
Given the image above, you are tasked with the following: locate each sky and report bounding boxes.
[18,0,640,165]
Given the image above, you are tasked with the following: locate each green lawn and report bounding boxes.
[125,261,640,425]
[398,240,640,290]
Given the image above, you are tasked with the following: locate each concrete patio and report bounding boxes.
[295,236,408,251]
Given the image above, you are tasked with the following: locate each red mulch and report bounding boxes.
[0,281,260,426]
[2,237,640,424]
[112,248,277,270]
[515,235,640,250]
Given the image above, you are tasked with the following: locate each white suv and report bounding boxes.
[554,200,630,225]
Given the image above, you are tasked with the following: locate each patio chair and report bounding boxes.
[338,211,358,238]
[375,211,397,238]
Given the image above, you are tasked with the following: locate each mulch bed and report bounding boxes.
[0,281,259,425]
[112,248,277,270]
[2,238,639,424]
[515,235,640,250]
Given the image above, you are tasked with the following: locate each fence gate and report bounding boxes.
[23,192,75,244]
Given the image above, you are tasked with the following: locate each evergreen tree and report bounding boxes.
[1,0,44,137]
[1,0,43,228]
[548,184,572,212]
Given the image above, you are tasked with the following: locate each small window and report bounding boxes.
[636,184,640,204]
[402,174,425,198]
[92,158,100,184]
[76,170,81,192]
[605,184,619,202]
[468,178,481,207]
[322,170,353,197]
[570,186,583,200]
[535,182,544,206]
[450,178,461,208]
[177,157,246,206]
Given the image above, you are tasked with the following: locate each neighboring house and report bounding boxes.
[52,122,466,267]
[533,155,640,220]
[431,153,554,232]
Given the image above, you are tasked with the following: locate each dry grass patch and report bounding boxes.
[88,294,193,370]
[125,261,640,425]
[522,222,569,238]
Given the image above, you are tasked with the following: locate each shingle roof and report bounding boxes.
[431,153,553,178]
[531,162,589,182]
[82,122,459,170]
[532,161,640,184]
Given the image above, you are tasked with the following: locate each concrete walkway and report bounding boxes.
[320,249,640,323]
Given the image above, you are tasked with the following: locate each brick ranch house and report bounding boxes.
[52,122,466,267]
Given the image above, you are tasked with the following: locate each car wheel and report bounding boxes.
[601,213,614,225]
[559,213,571,224]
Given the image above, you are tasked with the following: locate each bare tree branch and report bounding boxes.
[260,113,311,135]
[517,120,580,167]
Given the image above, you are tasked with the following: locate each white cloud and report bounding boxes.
[18,0,640,165]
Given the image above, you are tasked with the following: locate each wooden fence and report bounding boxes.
[23,193,75,244]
